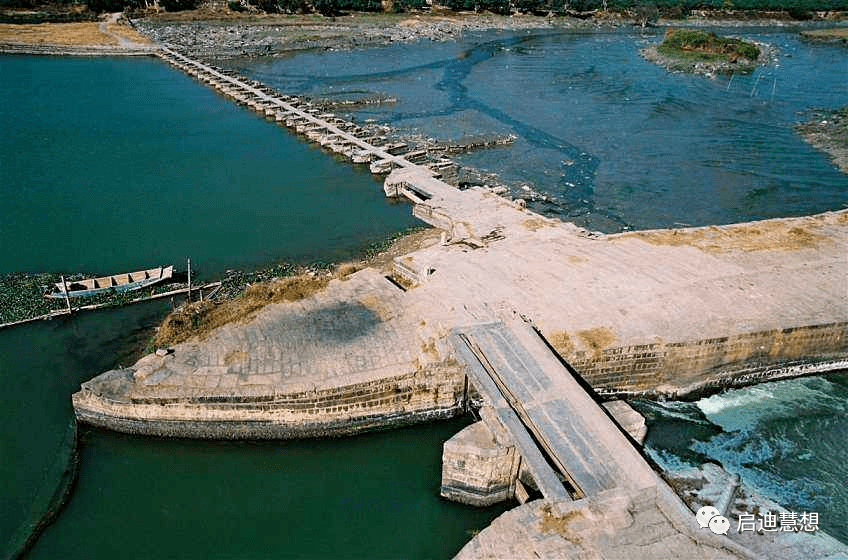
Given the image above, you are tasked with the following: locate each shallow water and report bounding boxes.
[233,27,848,547]
[2,56,508,559]
[240,28,847,231]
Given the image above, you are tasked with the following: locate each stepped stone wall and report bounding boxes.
[74,364,464,439]
[557,322,848,397]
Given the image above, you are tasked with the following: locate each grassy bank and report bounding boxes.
[150,226,434,349]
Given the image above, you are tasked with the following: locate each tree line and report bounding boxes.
[1,0,844,18]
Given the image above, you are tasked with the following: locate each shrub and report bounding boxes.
[476,0,509,12]
[311,0,337,14]
[337,0,381,10]
[159,0,199,10]
[659,28,760,61]
[393,0,425,11]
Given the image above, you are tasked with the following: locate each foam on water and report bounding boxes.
[692,374,848,544]
[696,376,846,432]
[640,373,848,544]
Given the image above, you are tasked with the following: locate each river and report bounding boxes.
[1,25,846,558]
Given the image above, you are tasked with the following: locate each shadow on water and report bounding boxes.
[5,421,78,560]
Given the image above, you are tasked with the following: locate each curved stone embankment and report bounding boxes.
[72,267,469,439]
[73,366,463,439]
[74,205,848,435]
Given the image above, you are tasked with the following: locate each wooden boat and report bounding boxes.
[44,266,174,299]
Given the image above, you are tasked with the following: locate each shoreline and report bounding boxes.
[2,10,845,58]
[797,107,848,174]
[0,15,156,55]
[641,37,776,78]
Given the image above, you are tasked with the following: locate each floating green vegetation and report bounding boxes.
[658,29,760,63]
[0,272,188,326]
[0,273,68,324]
[216,263,300,301]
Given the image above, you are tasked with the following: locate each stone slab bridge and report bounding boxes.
[73,48,848,559]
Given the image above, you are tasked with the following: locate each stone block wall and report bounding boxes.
[557,322,848,398]
[73,364,466,439]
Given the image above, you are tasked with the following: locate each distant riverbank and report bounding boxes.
[0,14,154,55]
[2,9,845,58]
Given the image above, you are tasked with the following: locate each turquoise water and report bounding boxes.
[0,56,417,275]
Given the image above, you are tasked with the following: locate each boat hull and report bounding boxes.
[46,266,174,299]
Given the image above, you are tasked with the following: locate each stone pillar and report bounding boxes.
[440,414,522,507]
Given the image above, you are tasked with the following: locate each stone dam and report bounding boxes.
[73,47,848,559]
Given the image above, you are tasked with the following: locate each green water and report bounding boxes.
[0,56,508,559]
[0,302,171,558]
[28,419,503,560]
[0,55,417,275]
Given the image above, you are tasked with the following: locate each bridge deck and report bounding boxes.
[158,47,434,176]
[451,319,657,500]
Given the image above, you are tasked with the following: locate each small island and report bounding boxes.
[644,28,765,77]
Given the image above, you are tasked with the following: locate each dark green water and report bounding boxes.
[0,55,417,275]
[0,56,509,559]
[27,419,503,559]
[0,301,172,559]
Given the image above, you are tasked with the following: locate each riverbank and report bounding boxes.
[132,12,596,58]
[3,9,844,59]
[0,13,155,55]
[797,106,848,174]
[801,26,848,44]
[8,19,848,556]
[133,10,847,58]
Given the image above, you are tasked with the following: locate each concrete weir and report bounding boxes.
[74,48,848,559]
